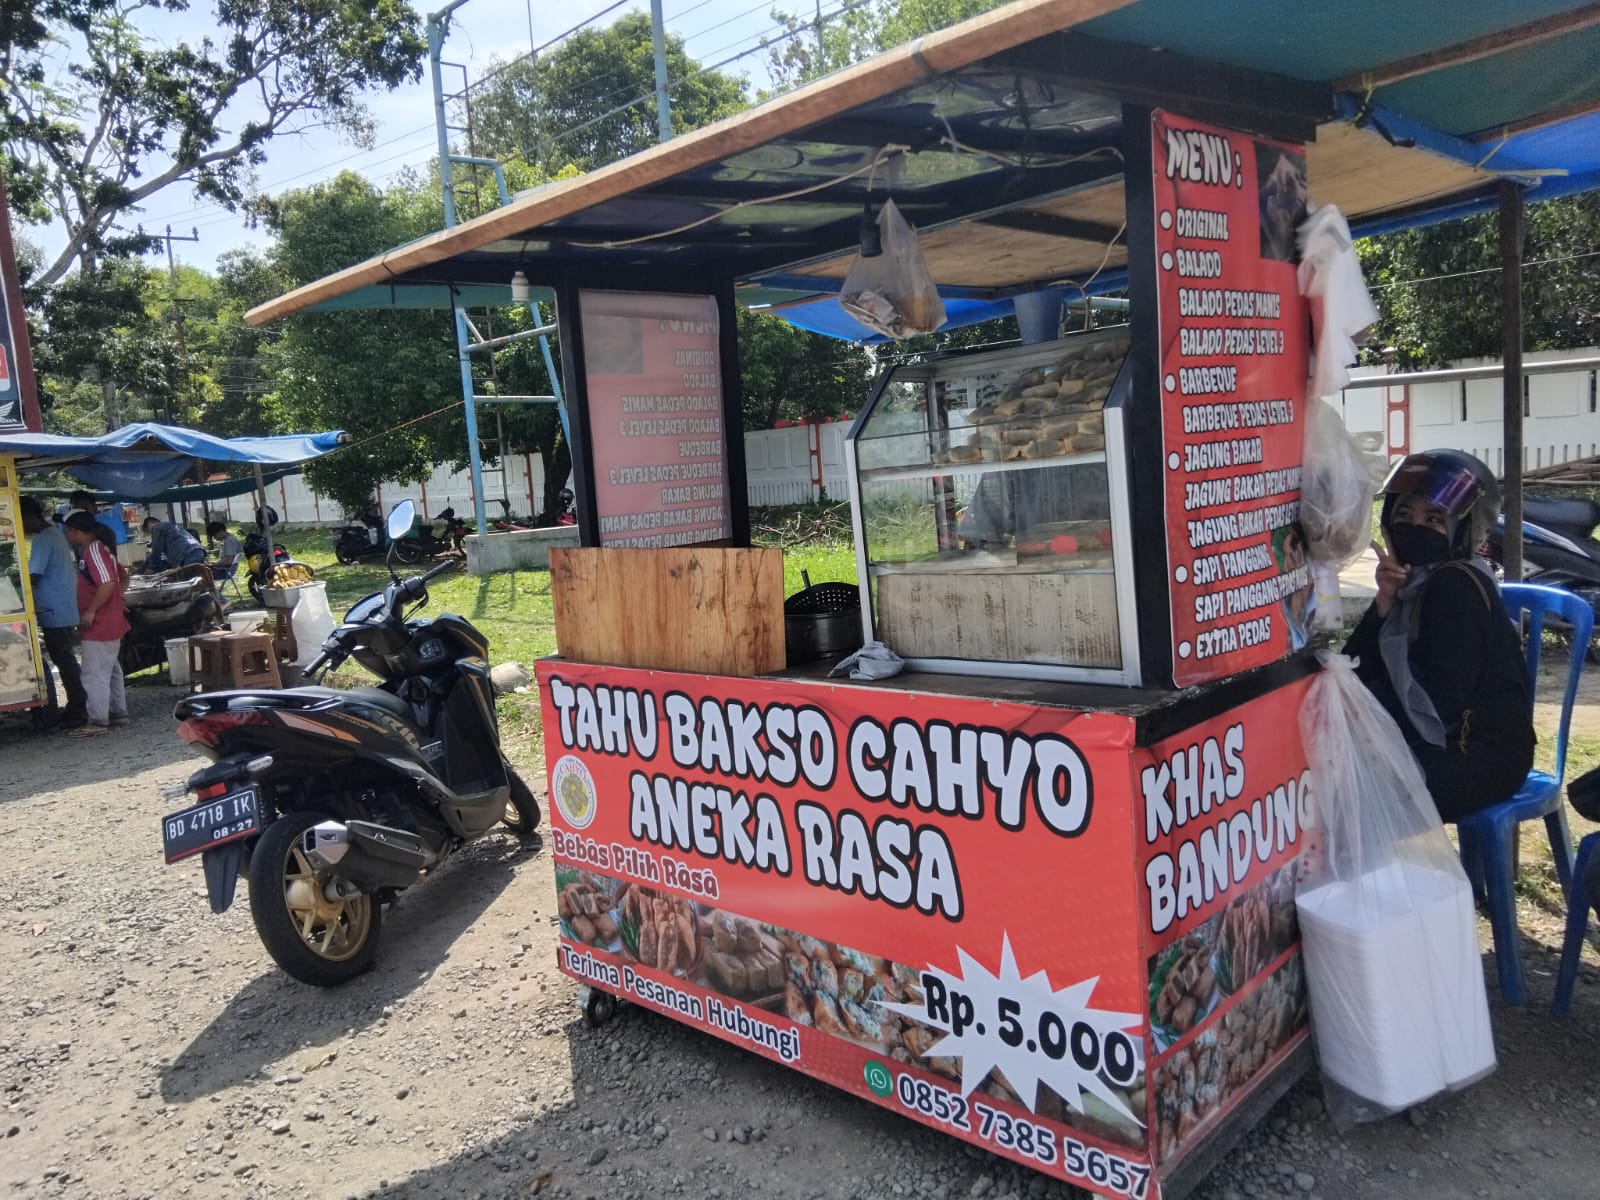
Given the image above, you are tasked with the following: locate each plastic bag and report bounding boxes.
[840,199,946,340]
[1297,204,1377,400]
[1299,398,1379,567]
[1295,652,1495,1128]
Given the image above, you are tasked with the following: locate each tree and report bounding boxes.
[767,0,1003,91]
[1357,193,1600,366]
[467,12,747,174]
[738,308,873,429]
[267,172,460,515]
[2,0,427,291]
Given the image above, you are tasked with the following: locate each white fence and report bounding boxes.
[203,452,553,527]
[204,347,1600,528]
[1337,346,1599,471]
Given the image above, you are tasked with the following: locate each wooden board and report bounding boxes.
[549,547,786,676]
[875,569,1120,667]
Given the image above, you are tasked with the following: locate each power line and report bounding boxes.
[1371,248,1600,289]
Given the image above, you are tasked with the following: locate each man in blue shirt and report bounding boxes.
[20,496,86,729]
[139,516,207,573]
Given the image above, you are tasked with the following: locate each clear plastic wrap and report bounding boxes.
[840,199,947,340]
[1295,652,1495,1128]
[1299,398,1378,567]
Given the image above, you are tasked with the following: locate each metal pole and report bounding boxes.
[430,2,489,536]
[649,0,671,142]
[1499,181,1524,581]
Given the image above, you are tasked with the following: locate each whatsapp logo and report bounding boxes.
[863,1060,893,1098]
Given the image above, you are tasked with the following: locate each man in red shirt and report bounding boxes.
[63,513,130,736]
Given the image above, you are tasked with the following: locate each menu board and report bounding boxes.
[1151,111,1312,688]
[579,290,732,547]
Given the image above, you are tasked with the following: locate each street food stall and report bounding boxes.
[0,178,47,716]
[245,3,1600,1194]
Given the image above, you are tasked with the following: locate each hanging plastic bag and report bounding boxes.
[1295,652,1495,1129]
[1297,204,1378,400]
[1299,398,1380,567]
[840,199,946,340]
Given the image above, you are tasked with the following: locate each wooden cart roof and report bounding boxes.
[246,0,1600,326]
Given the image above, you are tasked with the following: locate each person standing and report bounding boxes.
[140,515,207,572]
[19,496,87,729]
[63,512,129,736]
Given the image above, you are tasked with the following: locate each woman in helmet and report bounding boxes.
[1344,449,1534,821]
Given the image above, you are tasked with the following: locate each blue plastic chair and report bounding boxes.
[1454,582,1590,1006]
[1552,831,1600,1016]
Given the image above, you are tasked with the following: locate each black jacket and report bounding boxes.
[1344,562,1534,816]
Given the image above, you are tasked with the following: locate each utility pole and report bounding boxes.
[155,224,200,423]
[649,0,671,143]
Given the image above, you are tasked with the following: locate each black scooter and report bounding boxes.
[159,500,541,986]
[392,506,468,564]
[1487,494,1600,657]
[330,507,388,564]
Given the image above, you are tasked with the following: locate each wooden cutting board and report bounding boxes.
[549,546,785,676]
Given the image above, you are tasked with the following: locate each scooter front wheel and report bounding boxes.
[248,811,381,986]
[392,538,424,565]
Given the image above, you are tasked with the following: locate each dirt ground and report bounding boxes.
[3,676,1599,1200]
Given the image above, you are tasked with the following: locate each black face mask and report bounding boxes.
[1388,523,1451,567]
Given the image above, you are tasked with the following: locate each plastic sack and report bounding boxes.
[1297,204,1378,400]
[1299,398,1379,567]
[840,199,946,340]
[1295,652,1495,1128]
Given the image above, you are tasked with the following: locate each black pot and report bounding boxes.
[784,582,863,662]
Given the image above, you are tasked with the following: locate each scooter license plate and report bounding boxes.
[162,789,260,863]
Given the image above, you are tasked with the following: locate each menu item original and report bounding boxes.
[579,290,731,548]
[1151,111,1313,687]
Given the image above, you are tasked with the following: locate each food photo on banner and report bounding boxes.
[539,660,1166,1195]
[1151,110,1313,688]
[1136,679,1315,1164]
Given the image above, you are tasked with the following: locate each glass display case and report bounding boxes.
[844,329,1140,684]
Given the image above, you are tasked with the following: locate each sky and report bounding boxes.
[28,0,807,275]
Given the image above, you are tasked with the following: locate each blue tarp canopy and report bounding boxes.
[246,1,1600,344]
[0,422,347,500]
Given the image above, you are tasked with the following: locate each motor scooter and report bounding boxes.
[1486,494,1600,657]
[393,507,468,563]
[331,506,388,564]
[159,500,540,985]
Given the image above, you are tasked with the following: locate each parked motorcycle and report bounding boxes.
[159,500,540,985]
[330,506,388,565]
[1487,494,1600,657]
[534,488,577,529]
[393,506,468,564]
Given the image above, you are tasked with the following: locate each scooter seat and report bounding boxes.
[294,685,416,723]
[1523,496,1600,538]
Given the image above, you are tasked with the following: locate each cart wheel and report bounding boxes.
[584,989,618,1028]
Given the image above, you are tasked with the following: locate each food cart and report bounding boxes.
[243,3,1600,1194]
[0,177,48,716]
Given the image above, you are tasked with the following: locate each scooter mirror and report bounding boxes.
[387,499,416,542]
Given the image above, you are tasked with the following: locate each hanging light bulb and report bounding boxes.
[509,269,531,303]
[858,201,882,258]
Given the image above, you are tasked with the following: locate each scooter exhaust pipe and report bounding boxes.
[304,820,435,889]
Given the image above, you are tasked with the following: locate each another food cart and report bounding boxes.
[0,178,48,716]
[244,4,1600,1194]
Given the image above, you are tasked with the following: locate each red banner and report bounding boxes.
[1151,111,1312,687]
[578,290,731,547]
[1135,676,1314,1165]
[539,661,1163,1197]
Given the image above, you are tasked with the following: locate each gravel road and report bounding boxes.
[3,681,1599,1200]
